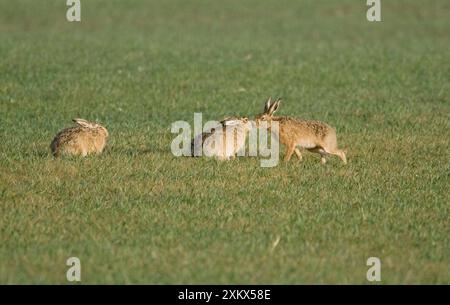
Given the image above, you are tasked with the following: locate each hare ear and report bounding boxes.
[73,118,93,128]
[267,98,280,115]
[224,120,240,126]
[272,99,281,113]
[220,117,231,125]
[264,97,272,113]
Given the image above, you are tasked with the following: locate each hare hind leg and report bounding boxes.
[322,146,347,164]
[322,133,347,164]
[331,149,347,164]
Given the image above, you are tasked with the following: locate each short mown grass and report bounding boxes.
[0,0,449,284]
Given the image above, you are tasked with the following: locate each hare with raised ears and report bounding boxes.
[50,118,109,157]
[255,97,347,164]
[191,117,251,160]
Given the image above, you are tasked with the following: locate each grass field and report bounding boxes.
[0,0,449,284]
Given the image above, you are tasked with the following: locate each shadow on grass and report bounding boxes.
[22,148,53,159]
[105,145,165,157]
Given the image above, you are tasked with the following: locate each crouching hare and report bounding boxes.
[191,117,251,160]
[50,118,109,157]
[255,98,347,164]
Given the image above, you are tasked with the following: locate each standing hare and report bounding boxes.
[255,97,347,164]
[50,118,109,157]
[191,117,251,160]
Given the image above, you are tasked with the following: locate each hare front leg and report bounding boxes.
[294,148,303,161]
[284,143,296,162]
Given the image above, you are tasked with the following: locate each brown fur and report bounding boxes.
[255,98,347,164]
[50,119,109,157]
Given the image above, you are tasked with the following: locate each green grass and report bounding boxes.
[0,0,449,284]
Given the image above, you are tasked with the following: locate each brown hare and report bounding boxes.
[191,117,251,160]
[50,118,109,157]
[255,97,347,164]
